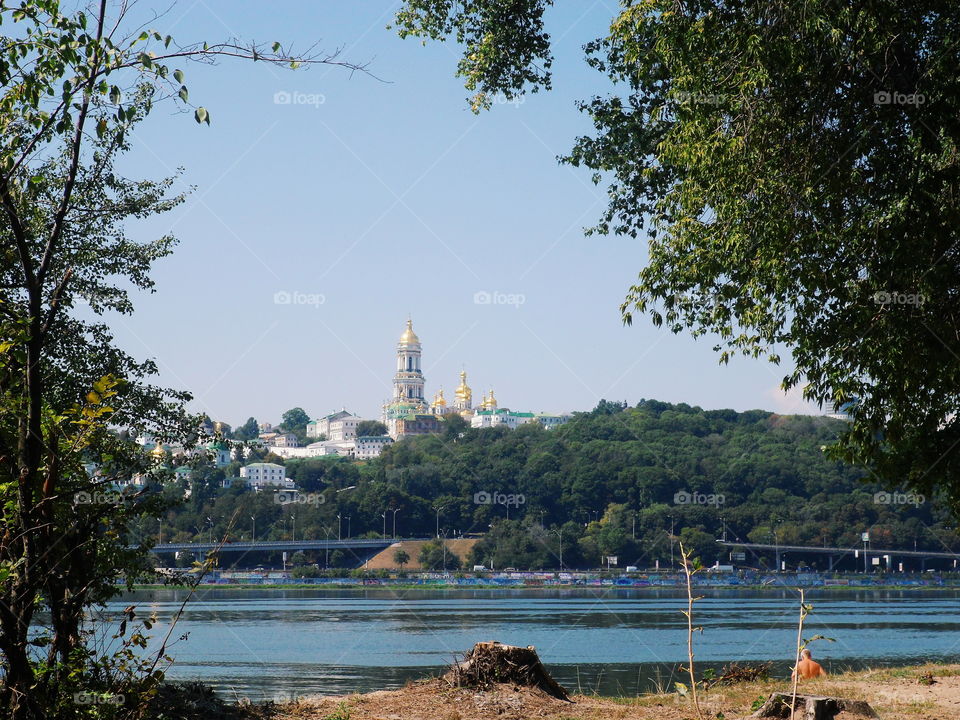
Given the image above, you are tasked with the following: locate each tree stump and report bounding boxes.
[752,692,878,719]
[443,641,571,701]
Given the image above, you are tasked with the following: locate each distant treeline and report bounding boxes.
[141,400,954,570]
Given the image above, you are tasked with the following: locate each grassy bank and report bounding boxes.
[250,663,959,720]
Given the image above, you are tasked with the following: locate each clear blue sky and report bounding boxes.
[108,1,819,427]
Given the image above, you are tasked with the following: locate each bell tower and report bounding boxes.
[393,319,426,408]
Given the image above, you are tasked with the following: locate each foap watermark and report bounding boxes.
[74,491,124,506]
[273,90,325,108]
[275,491,325,506]
[673,90,726,106]
[74,692,124,707]
[473,290,526,308]
[490,92,525,108]
[674,489,725,507]
[474,490,526,508]
[874,490,925,507]
[874,91,925,106]
[273,290,325,308]
[872,291,925,306]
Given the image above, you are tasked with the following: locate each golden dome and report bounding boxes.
[434,388,446,407]
[455,370,472,403]
[150,442,166,461]
[483,389,498,410]
[399,318,420,345]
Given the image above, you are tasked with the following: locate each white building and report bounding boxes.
[355,435,393,459]
[268,432,299,448]
[471,409,571,430]
[239,462,293,490]
[307,410,361,439]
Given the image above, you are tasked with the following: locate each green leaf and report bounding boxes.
[173,69,184,83]
[194,107,209,125]
[178,85,188,102]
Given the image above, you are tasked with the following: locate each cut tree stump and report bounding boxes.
[752,692,878,719]
[443,641,571,701]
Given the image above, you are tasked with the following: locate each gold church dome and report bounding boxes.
[434,388,447,407]
[455,370,472,400]
[399,318,420,345]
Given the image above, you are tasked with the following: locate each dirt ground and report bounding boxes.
[363,539,479,570]
[261,663,960,720]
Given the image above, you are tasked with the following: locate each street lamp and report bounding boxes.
[337,513,343,541]
[390,508,400,538]
[669,516,675,568]
[433,504,444,538]
[550,527,564,571]
[381,511,387,539]
[322,526,333,568]
[291,514,296,542]
[250,516,256,543]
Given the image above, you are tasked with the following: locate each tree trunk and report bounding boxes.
[752,692,878,719]
[444,641,570,701]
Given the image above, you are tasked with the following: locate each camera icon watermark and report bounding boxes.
[473,490,525,508]
[874,490,925,507]
[274,491,325,505]
[874,91,925,106]
[473,290,526,308]
[273,290,325,308]
[273,90,326,108]
[673,490,725,506]
[872,291,925,306]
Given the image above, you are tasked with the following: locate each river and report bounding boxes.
[109,587,959,700]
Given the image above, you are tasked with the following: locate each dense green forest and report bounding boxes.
[138,400,954,570]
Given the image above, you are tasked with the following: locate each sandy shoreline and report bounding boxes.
[239,663,960,720]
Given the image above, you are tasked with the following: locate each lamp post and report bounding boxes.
[250,515,256,544]
[669,516,675,569]
[158,517,162,545]
[345,516,351,539]
[433,504,444,538]
[322,526,332,568]
[381,511,387,539]
[550,527,564,571]
[291,514,296,543]
[337,513,343,541]
[390,508,400,538]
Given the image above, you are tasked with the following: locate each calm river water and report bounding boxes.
[111,587,959,700]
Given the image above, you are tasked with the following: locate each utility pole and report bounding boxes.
[669,516,675,568]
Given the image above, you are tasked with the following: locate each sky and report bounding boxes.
[101,1,821,428]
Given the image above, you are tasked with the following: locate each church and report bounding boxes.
[382,319,501,439]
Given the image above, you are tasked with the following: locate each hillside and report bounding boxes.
[160,400,953,570]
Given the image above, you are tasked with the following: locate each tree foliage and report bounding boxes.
[396,0,960,513]
[0,2,364,717]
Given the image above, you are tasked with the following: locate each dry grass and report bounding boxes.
[256,663,960,720]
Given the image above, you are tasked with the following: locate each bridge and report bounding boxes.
[718,541,960,571]
[148,538,432,555]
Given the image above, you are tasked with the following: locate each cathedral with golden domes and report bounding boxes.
[382,319,503,438]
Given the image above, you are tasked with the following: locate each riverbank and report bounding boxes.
[254,663,960,719]
[133,569,960,590]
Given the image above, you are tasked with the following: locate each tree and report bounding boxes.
[418,538,461,571]
[280,407,311,436]
[0,2,365,717]
[234,416,260,442]
[396,2,960,512]
[393,548,410,569]
[357,419,388,437]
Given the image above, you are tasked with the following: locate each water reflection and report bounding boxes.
[111,588,960,698]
